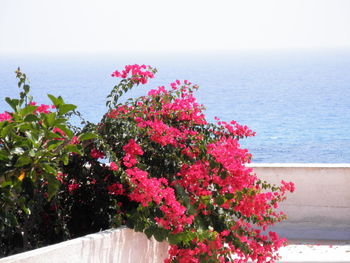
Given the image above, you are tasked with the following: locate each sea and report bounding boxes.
[1,50,349,163]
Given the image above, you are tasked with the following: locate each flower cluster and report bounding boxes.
[0,112,12,122]
[29,102,55,114]
[94,64,295,262]
[111,64,155,84]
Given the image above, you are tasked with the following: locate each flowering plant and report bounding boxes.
[0,65,294,262]
[87,64,295,262]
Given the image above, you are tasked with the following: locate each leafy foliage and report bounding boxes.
[0,69,97,256]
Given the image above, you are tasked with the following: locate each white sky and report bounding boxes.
[0,0,350,54]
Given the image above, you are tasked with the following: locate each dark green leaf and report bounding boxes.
[46,173,60,200]
[77,132,97,141]
[5,97,20,111]
[23,84,30,93]
[215,196,225,206]
[0,150,9,161]
[225,193,234,200]
[15,156,32,167]
[153,228,168,242]
[24,114,39,122]
[144,226,156,239]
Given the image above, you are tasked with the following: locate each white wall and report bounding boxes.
[249,163,350,240]
[0,228,169,263]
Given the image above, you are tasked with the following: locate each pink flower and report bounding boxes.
[110,161,119,171]
[68,183,79,192]
[221,230,230,237]
[281,180,296,193]
[70,136,79,144]
[53,127,65,136]
[111,64,155,85]
[123,139,144,156]
[90,148,104,159]
[107,183,124,195]
[0,112,12,122]
[57,172,67,183]
[35,104,51,114]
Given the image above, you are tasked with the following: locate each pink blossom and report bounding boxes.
[0,112,12,122]
[53,127,65,136]
[109,161,119,171]
[90,148,104,159]
[68,183,79,192]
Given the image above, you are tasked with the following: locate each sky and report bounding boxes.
[0,0,350,54]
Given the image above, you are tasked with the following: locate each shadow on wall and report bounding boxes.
[81,228,169,263]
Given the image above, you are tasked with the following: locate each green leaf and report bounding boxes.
[153,228,168,242]
[58,104,77,115]
[225,193,234,200]
[134,220,146,232]
[0,124,12,137]
[48,94,64,107]
[0,150,9,161]
[43,112,57,127]
[5,97,20,111]
[23,84,30,93]
[144,226,156,239]
[53,117,68,126]
[61,153,69,165]
[215,196,225,206]
[46,140,64,151]
[77,132,97,141]
[42,163,56,174]
[20,105,37,116]
[46,173,60,200]
[65,144,81,155]
[24,114,39,122]
[167,233,179,244]
[15,156,32,167]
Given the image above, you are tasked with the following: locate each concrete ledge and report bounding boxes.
[275,240,350,263]
[1,229,349,263]
[248,163,350,241]
[247,163,350,168]
[0,227,169,263]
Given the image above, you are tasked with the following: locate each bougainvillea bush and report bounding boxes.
[0,65,294,262]
[90,64,295,262]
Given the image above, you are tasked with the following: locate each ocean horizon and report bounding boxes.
[1,49,349,163]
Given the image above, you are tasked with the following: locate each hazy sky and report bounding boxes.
[1,0,350,54]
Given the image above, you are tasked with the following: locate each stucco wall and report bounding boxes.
[248,163,350,240]
[0,227,169,263]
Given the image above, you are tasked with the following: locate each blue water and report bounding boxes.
[1,50,350,163]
